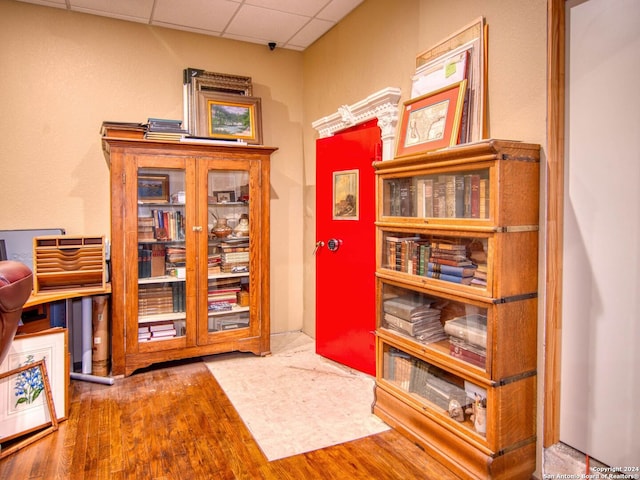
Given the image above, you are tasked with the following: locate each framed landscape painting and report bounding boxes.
[195,91,262,144]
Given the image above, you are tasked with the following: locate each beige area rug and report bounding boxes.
[203,331,390,461]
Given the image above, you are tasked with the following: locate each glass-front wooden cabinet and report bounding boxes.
[103,137,277,376]
[372,140,540,480]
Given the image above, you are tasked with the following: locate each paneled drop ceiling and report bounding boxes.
[15,0,364,51]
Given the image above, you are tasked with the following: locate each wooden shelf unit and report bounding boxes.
[103,137,277,376]
[372,140,540,480]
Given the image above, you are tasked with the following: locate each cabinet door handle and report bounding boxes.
[193,226,203,232]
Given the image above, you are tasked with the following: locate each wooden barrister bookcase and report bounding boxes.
[372,140,540,479]
[103,137,276,376]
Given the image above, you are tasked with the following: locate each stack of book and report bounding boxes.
[207,277,242,312]
[208,251,221,274]
[444,314,487,368]
[382,294,446,344]
[467,239,488,287]
[166,246,186,276]
[427,241,476,285]
[138,216,155,241]
[220,239,249,273]
[144,118,188,141]
[139,321,178,342]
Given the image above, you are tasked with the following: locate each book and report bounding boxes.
[423,178,434,217]
[449,337,486,368]
[427,262,476,278]
[383,295,435,321]
[101,121,146,138]
[444,314,487,347]
[470,174,481,218]
[426,271,473,285]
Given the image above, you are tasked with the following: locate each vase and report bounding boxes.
[233,214,249,237]
[211,218,232,238]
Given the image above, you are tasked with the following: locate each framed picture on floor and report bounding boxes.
[0,328,68,443]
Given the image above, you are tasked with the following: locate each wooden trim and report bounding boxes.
[544,0,566,448]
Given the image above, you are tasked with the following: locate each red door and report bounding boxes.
[315,119,381,376]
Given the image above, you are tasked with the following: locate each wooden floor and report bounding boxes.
[0,359,460,479]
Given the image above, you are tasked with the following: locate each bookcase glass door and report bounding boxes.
[136,166,187,344]
[206,169,250,333]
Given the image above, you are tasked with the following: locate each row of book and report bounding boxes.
[138,244,167,278]
[138,210,185,242]
[384,348,469,411]
[138,283,185,316]
[387,174,490,219]
[385,237,487,287]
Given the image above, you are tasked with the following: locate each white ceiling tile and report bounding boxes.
[14,0,362,50]
[153,0,240,32]
[287,18,334,49]
[245,0,328,17]
[317,0,363,22]
[226,4,308,43]
[69,0,154,20]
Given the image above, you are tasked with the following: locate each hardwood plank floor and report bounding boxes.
[0,359,461,479]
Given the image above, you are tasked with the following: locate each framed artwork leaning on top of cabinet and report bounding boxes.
[372,139,540,480]
[103,136,277,377]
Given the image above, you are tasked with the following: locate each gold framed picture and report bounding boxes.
[195,91,262,144]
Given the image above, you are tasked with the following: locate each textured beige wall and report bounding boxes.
[0,0,305,334]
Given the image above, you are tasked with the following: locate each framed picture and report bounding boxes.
[415,17,486,142]
[396,80,467,158]
[138,174,169,203]
[195,91,262,144]
[333,170,359,220]
[183,69,253,135]
[213,190,236,203]
[0,328,68,443]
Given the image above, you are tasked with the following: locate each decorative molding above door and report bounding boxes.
[311,87,401,160]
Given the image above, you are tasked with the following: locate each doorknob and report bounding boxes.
[313,241,325,255]
[327,238,342,252]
